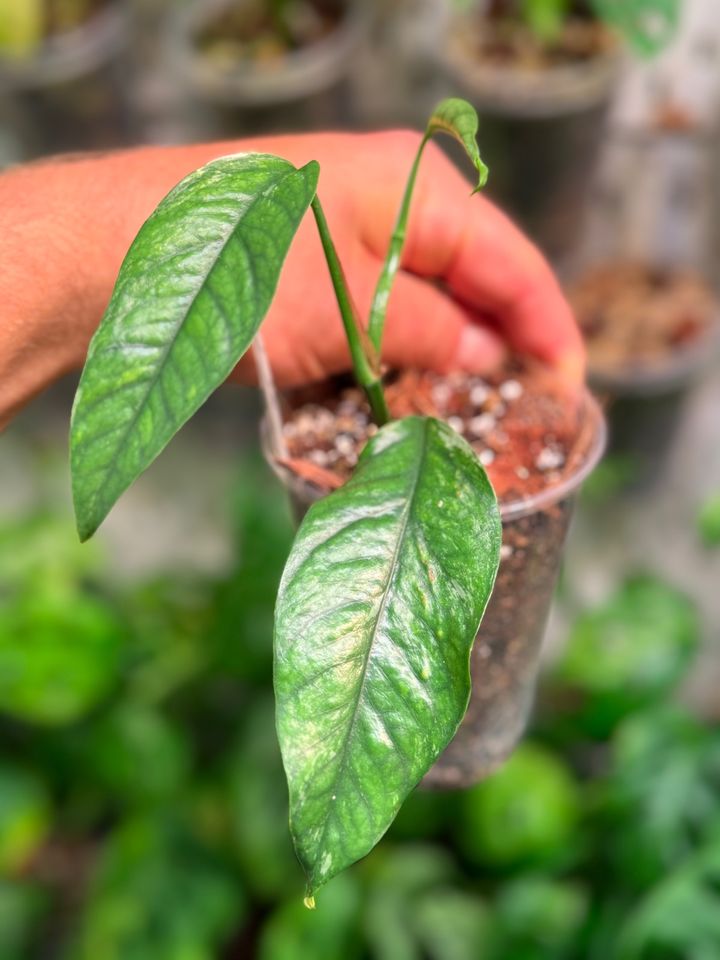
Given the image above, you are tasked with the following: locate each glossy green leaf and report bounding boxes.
[275,416,501,896]
[70,153,319,541]
[425,98,488,193]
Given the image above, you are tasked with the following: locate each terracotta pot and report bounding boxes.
[262,389,605,788]
[435,11,622,263]
[166,0,366,138]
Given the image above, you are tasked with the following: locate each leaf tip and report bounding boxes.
[75,513,98,544]
[471,163,489,194]
[303,895,316,910]
[300,159,321,189]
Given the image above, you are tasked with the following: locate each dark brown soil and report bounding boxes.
[197,0,343,64]
[281,364,586,505]
[568,262,718,374]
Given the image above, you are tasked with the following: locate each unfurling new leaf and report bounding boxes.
[425,98,488,193]
[274,416,502,896]
[367,98,488,351]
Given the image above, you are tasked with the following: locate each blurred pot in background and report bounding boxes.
[167,0,366,140]
[0,0,133,159]
[436,0,622,263]
[568,124,720,490]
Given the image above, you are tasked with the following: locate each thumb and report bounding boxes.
[380,271,506,374]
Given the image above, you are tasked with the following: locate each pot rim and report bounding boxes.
[168,0,366,106]
[0,3,126,89]
[262,386,606,523]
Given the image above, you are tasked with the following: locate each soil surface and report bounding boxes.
[198,0,343,64]
[281,364,588,505]
[568,262,719,374]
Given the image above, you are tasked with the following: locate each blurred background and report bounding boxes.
[1,1,720,957]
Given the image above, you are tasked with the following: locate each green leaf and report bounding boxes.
[425,98,488,193]
[71,153,319,541]
[591,0,680,57]
[274,416,501,896]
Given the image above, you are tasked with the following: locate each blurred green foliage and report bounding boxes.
[554,575,698,737]
[698,491,720,547]
[459,744,581,869]
[0,458,715,958]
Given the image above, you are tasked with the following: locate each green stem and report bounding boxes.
[311,196,390,426]
[367,133,429,354]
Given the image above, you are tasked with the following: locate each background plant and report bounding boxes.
[0,473,713,957]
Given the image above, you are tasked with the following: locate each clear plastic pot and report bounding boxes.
[262,390,605,788]
[166,0,366,139]
[0,3,132,157]
[434,11,622,262]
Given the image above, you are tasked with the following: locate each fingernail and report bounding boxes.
[454,324,506,373]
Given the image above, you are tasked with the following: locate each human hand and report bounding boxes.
[0,130,584,423]
[232,130,585,387]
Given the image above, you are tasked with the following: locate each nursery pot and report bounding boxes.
[0,2,132,157]
[167,0,366,139]
[262,388,605,789]
[436,11,622,262]
[569,127,720,487]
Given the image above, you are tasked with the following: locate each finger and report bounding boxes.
[381,270,506,374]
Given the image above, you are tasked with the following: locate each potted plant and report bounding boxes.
[166,0,366,140]
[569,260,719,488]
[69,98,604,901]
[435,0,679,261]
[566,119,720,489]
[0,0,131,157]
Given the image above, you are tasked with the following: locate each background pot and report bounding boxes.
[587,327,720,490]
[435,10,622,263]
[262,390,605,789]
[166,0,366,140]
[570,125,720,488]
[0,2,132,157]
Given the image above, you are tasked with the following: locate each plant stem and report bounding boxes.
[367,134,428,354]
[311,196,390,426]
